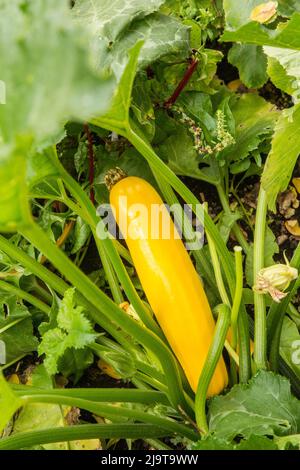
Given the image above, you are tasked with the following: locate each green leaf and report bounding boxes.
[236,434,278,450]
[0,0,114,145]
[0,0,115,232]
[222,12,300,50]
[219,94,279,164]
[228,44,268,88]
[12,365,69,450]
[27,147,60,190]
[70,217,91,255]
[192,435,234,450]
[72,0,164,42]
[208,370,300,440]
[275,434,300,450]
[218,211,242,243]
[261,104,300,211]
[192,434,278,450]
[58,348,94,383]
[131,73,156,141]
[38,288,97,376]
[0,294,38,364]
[158,124,209,181]
[0,372,23,434]
[74,1,189,70]
[0,140,32,232]
[264,46,300,98]
[280,317,300,380]
[105,13,190,70]
[267,57,298,96]
[223,0,270,30]
[92,42,143,135]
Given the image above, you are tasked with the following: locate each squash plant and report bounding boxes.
[1,0,300,451]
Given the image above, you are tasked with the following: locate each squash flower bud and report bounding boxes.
[253,262,298,303]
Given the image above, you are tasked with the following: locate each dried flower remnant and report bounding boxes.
[253,261,298,302]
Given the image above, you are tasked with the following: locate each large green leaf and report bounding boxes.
[222,12,300,50]
[208,370,300,440]
[74,0,189,70]
[223,0,270,30]
[228,44,268,88]
[261,104,300,211]
[0,0,114,144]
[72,0,164,42]
[0,0,115,232]
[0,141,31,232]
[102,13,190,70]
[92,42,142,135]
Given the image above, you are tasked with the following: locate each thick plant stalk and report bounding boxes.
[16,394,198,440]
[195,304,231,433]
[0,424,169,450]
[253,187,268,370]
[231,246,243,350]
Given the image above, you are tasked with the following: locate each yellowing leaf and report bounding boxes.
[285,220,300,238]
[70,439,101,450]
[250,2,278,24]
[98,359,122,380]
[293,178,300,194]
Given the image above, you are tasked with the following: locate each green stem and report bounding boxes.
[195,304,231,433]
[95,238,123,304]
[13,385,169,405]
[231,246,243,350]
[20,222,189,413]
[0,424,168,450]
[145,439,172,450]
[216,184,249,255]
[253,187,268,370]
[20,394,198,441]
[205,202,231,306]
[0,280,50,315]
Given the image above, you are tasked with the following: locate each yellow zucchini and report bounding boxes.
[110,176,228,396]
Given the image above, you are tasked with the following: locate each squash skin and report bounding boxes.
[110,176,228,396]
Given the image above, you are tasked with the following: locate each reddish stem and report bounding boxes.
[83,123,95,205]
[164,58,199,108]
